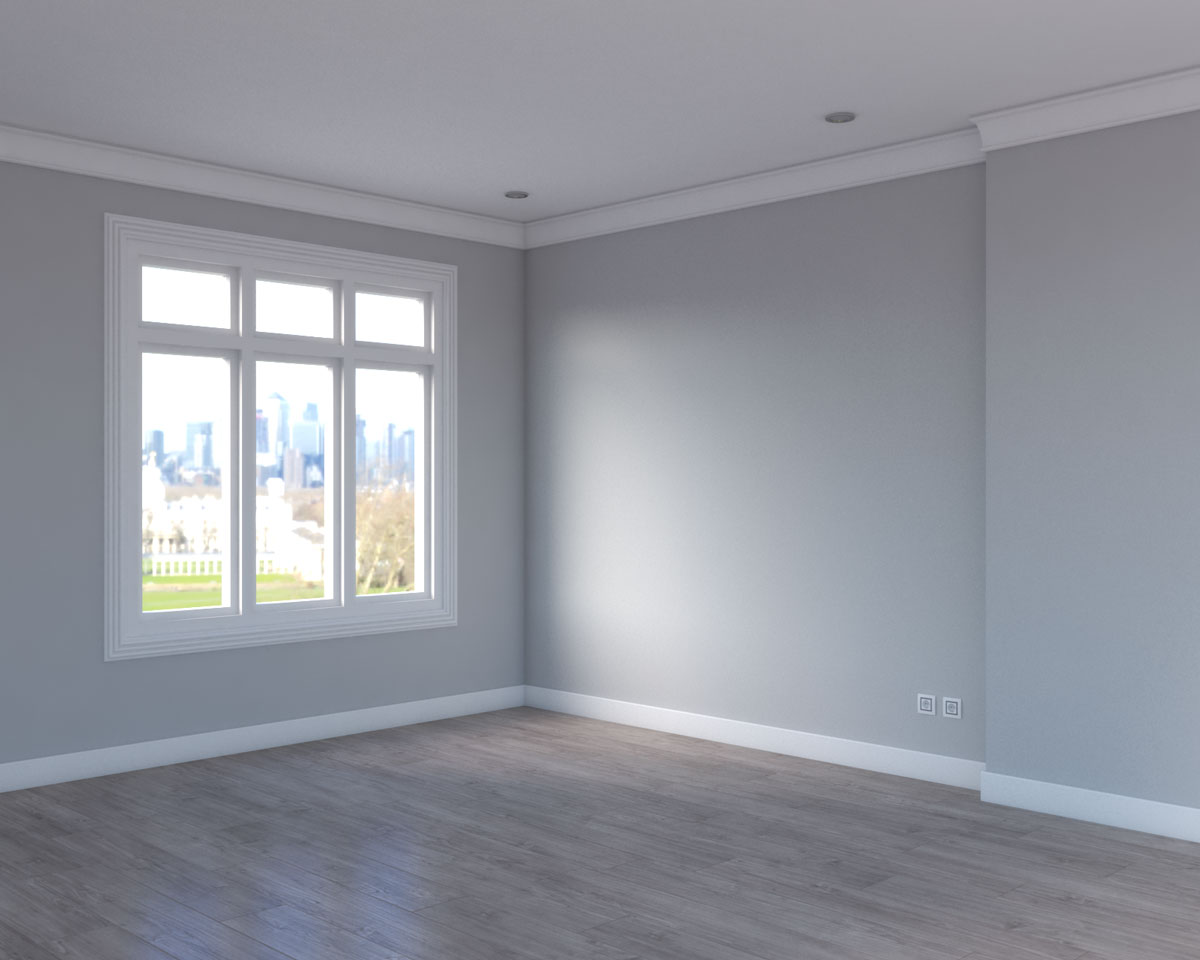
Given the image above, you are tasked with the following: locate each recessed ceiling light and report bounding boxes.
[824,111,856,124]
[504,190,530,199]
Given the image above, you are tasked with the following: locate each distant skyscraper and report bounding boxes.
[264,392,290,462]
[355,415,367,482]
[144,429,165,466]
[385,425,416,483]
[185,422,213,469]
[289,419,324,489]
[255,410,270,465]
[399,428,415,483]
[291,420,321,456]
[303,402,319,422]
[283,448,306,489]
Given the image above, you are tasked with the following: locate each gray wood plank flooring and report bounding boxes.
[1,707,1198,959]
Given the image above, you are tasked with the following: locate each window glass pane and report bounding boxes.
[256,279,334,338]
[356,368,424,595]
[141,353,230,611]
[356,291,425,347]
[142,265,231,329]
[255,362,333,603]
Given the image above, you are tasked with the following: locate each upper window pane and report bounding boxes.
[142,265,231,329]
[257,279,334,338]
[141,352,231,612]
[356,291,425,347]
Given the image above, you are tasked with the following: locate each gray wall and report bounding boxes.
[9,112,1195,805]
[0,161,524,764]
[986,113,1200,807]
[526,166,986,761]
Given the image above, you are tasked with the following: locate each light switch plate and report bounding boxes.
[917,693,936,716]
[942,696,962,719]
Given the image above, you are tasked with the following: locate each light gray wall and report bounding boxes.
[526,166,986,761]
[986,113,1200,807]
[13,111,1194,802]
[0,161,524,764]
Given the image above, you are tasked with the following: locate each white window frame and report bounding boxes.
[105,215,456,660]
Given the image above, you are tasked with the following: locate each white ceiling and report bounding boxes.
[2,1,1200,222]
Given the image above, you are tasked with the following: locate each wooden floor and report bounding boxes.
[1,708,1198,960]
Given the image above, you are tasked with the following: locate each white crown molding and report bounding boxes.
[0,685,524,793]
[981,771,1200,844]
[10,64,1200,253]
[525,686,984,789]
[0,124,526,248]
[524,130,984,248]
[972,65,1200,152]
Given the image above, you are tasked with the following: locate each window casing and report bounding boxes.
[105,215,456,660]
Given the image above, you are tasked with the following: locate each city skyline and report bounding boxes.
[142,353,423,489]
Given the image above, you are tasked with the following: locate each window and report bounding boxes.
[106,216,456,659]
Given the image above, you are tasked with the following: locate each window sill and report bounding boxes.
[106,600,456,660]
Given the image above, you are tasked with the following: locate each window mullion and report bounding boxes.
[342,363,358,608]
[344,342,434,366]
[419,368,433,595]
[239,267,258,613]
[136,326,239,350]
[122,336,144,633]
[225,349,241,613]
[342,283,356,608]
[327,357,343,606]
[240,348,258,615]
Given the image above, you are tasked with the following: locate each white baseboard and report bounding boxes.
[10,682,1194,844]
[0,685,525,794]
[524,686,984,790]
[981,771,1200,844]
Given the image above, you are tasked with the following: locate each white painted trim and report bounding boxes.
[981,772,1200,844]
[2,122,983,251]
[1,121,984,253]
[0,124,525,248]
[523,130,984,248]
[972,65,1200,152]
[0,686,524,794]
[8,66,1200,250]
[524,687,983,789]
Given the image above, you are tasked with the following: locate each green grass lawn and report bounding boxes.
[142,573,324,611]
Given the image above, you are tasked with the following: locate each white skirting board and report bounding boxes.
[0,685,525,794]
[524,686,985,790]
[7,682,1196,845]
[981,772,1200,844]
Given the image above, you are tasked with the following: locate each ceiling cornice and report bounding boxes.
[0,124,527,249]
[523,130,984,248]
[972,65,1200,152]
[4,65,1200,250]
